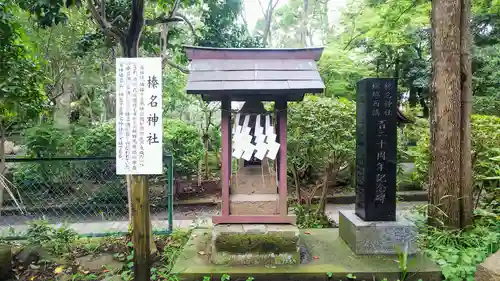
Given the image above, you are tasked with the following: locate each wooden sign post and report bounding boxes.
[116,58,163,280]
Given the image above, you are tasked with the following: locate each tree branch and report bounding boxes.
[173,13,196,38]
[162,57,189,74]
[145,13,183,26]
[258,0,267,16]
[86,0,124,42]
[126,0,145,57]
[146,13,196,39]
[272,0,280,10]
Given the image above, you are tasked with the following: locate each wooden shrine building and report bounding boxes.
[184,46,325,225]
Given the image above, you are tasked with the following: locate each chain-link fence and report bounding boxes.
[0,155,173,238]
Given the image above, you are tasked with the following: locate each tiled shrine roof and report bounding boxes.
[184,46,325,101]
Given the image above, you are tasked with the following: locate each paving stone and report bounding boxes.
[213,224,244,234]
[76,253,123,272]
[229,194,278,215]
[242,224,267,234]
[476,250,500,281]
[266,224,300,237]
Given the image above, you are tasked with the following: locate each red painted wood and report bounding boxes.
[276,100,288,216]
[220,99,231,217]
[212,215,297,225]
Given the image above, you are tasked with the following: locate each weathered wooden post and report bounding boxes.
[116,58,163,280]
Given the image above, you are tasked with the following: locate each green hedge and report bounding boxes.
[12,119,203,194]
[409,114,500,208]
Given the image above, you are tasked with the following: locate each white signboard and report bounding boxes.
[116,57,163,175]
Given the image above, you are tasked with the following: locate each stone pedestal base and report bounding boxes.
[339,210,417,255]
[211,224,300,265]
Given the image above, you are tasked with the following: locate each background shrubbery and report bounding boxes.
[11,119,204,197]
[408,114,500,210]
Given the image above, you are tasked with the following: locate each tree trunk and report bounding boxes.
[459,0,473,229]
[409,86,418,108]
[429,0,462,229]
[420,95,430,118]
[123,2,156,278]
[204,138,209,180]
[300,0,309,47]
[0,123,6,217]
[291,165,300,203]
[261,0,277,47]
[317,164,334,214]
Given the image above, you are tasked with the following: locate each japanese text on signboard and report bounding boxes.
[116,58,163,175]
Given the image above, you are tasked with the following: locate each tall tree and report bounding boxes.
[0,1,48,215]
[256,0,280,46]
[429,0,472,229]
[18,0,200,278]
[196,0,264,48]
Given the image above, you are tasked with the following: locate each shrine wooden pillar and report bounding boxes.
[276,99,288,216]
[221,98,231,217]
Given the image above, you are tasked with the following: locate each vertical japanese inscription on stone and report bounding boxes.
[355,78,397,221]
[116,58,163,175]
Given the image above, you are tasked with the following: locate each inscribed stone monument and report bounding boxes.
[355,78,397,221]
[339,77,417,256]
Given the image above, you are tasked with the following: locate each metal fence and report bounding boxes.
[0,155,173,238]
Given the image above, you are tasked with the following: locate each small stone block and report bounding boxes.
[339,210,417,255]
[475,250,500,281]
[242,224,267,233]
[214,224,245,234]
[229,194,278,215]
[266,224,300,237]
[211,251,299,266]
[211,224,300,265]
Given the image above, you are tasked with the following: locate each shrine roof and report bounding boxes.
[184,46,325,101]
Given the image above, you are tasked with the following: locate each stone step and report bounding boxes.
[231,173,277,195]
[229,194,278,215]
[211,224,300,265]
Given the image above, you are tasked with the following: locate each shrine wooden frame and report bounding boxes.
[214,97,294,225]
[183,46,327,225]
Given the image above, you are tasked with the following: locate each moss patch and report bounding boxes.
[214,233,298,254]
[172,229,441,281]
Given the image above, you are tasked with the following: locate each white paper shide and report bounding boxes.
[232,113,280,161]
[116,58,163,175]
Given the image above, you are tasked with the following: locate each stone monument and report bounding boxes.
[339,78,418,255]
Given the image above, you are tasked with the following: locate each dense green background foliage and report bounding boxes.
[0,0,499,279]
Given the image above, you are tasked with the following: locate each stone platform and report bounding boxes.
[171,228,441,281]
[211,224,300,265]
[339,210,417,255]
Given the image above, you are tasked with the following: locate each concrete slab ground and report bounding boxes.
[171,228,441,281]
[0,219,212,237]
[0,202,425,237]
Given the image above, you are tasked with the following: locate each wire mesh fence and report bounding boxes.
[0,155,173,238]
